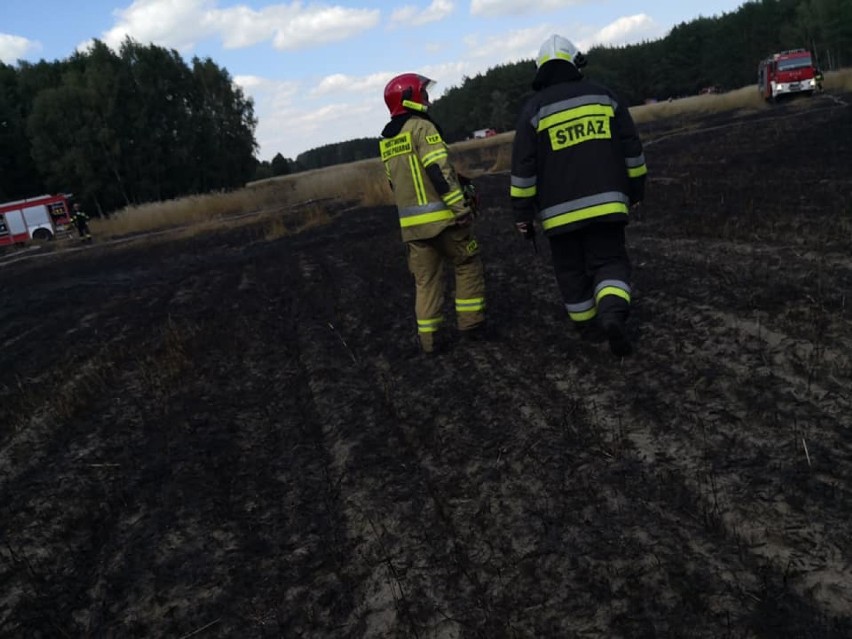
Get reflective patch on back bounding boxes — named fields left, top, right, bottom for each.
left=549, top=116, right=611, bottom=150
left=466, top=239, right=479, bottom=254
left=380, top=132, right=413, bottom=161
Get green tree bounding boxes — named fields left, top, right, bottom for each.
left=0, top=63, right=44, bottom=199
left=190, top=56, right=258, bottom=192
left=271, top=152, right=290, bottom=176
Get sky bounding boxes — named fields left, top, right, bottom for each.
left=1, top=0, right=747, bottom=162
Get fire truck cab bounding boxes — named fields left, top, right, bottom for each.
left=0, top=193, right=73, bottom=246
left=758, top=49, right=818, bottom=101
left=473, top=128, right=497, bottom=139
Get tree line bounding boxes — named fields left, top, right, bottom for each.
left=265, top=0, right=852, bottom=171
left=430, top=0, right=851, bottom=143
left=2, top=0, right=850, bottom=210
left=0, top=38, right=257, bottom=214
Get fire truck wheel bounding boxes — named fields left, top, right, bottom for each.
left=32, top=228, right=54, bottom=242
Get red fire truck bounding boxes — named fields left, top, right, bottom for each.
left=758, top=49, right=818, bottom=101
left=0, top=193, right=73, bottom=246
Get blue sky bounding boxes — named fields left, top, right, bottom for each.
left=1, top=0, right=746, bottom=161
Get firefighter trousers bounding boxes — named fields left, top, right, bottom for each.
left=549, top=222, right=631, bottom=330
left=407, top=224, right=486, bottom=351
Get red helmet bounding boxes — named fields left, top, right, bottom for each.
left=384, top=73, right=436, bottom=117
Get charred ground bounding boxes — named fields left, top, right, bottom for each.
left=1, top=92, right=851, bottom=638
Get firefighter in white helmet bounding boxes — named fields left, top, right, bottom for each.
left=511, top=35, right=647, bottom=357
left=380, top=73, right=487, bottom=355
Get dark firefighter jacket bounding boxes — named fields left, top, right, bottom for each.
left=380, top=113, right=468, bottom=242
left=510, top=62, right=647, bottom=236
left=72, top=210, right=90, bottom=225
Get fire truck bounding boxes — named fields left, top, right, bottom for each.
left=758, top=49, right=818, bottom=101
left=473, top=128, right=497, bottom=139
left=0, top=193, right=74, bottom=246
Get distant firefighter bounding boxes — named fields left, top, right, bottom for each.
left=71, top=203, right=92, bottom=241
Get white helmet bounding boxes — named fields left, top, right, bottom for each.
left=536, top=34, right=586, bottom=69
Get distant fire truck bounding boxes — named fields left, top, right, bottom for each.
left=473, top=128, right=497, bottom=139
left=0, top=193, right=73, bottom=246
left=758, top=49, right=818, bottom=100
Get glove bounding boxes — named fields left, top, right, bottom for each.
left=629, top=178, right=645, bottom=205
left=462, top=183, right=480, bottom=218
left=455, top=207, right=474, bottom=226
left=515, top=221, right=535, bottom=240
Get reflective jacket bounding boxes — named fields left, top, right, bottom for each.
left=380, top=113, right=468, bottom=242
left=511, top=64, right=647, bottom=236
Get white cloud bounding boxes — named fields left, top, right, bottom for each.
left=0, top=33, right=41, bottom=64
left=470, top=0, right=589, bottom=17
left=389, top=0, right=455, bottom=27
left=251, top=81, right=387, bottom=160
left=461, top=14, right=662, bottom=66
left=418, top=60, right=472, bottom=93
left=103, top=0, right=214, bottom=51
left=267, top=5, right=380, bottom=50
left=463, top=24, right=555, bottom=64
left=235, top=9, right=666, bottom=161
left=233, top=74, right=270, bottom=91
left=581, top=14, right=661, bottom=49
left=310, top=72, right=395, bottom=97
left=100, top=0, right=380, bottom=53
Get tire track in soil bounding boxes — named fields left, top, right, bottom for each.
left=1, top=261, right=203, bottom=635
left=293, top=247, right=491, bottom=639
left=421, top=339, right=763, bottom=636
left=618, top=291, right=852, bottom=617
left=500, top=296, right=848, bottom=632
left=463, top=176, right=851, bottom=633
left=0, top=242, right=358, bottom=636
left=294, top=215, right=757, bottom=636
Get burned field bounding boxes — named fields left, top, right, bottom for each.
left=2, top=93, right=851, bottom=638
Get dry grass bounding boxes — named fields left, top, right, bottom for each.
left=263, top=203, right=332, bottom=240
left=824, top=67, right=852, bottom=92
left=91, top=161, right=378, bottom=241
left=630, top=85, right=770, bottom=124
left=89, top=70, right=851, bottom=243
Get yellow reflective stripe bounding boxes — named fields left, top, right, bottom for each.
left=417, top=317, right=444, bottom=333
left=628, top=165, right=648, bottom=178
left=569, top=307, right=597, bottom=321
left=402, top=99, right=427, bottom=112
left=380, top=132, right=413, bottom=161
left=455, top=297, right=486, bottom=312
left=538, top=51, right=575, bottom=67
left=541, top=201, right=628, bottom=230
left=538, top=104, right=614, bottom=132
left=409, top=155, right=427, bottom=205
left=421, top=148, right=448, bottom=166
left=511, top=185, right=536, bottom=198
left=400, top=209, right=455, bottom=228
left=595, top=286, right=631, bottom=304
left=443, top=188, right=463, bottom=206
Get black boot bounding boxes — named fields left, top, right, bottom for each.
left=602, top=320, right=633, bottom=357
left=460, top=321, right=492, bottom=342
left=574, top=321, right=606, bottom=343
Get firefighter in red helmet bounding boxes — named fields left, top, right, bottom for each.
left=380, top=73, right=488, bottom=355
